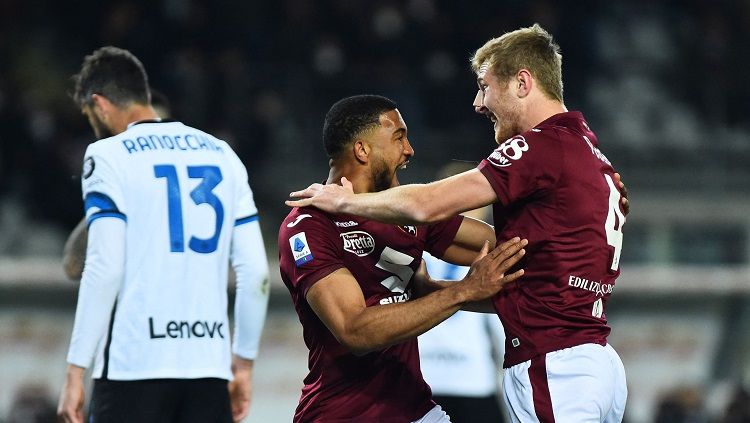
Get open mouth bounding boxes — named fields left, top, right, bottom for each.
left=488, top=114, right=498, bottom=128
left=398, top=161, right=409, bottom=170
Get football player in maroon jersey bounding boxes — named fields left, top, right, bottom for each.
left=279, top=94, right=527, bottom=422
left=289, top=25, right=630, bottom=423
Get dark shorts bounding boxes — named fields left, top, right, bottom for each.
left=90, top=378, right=232, bottom=423
left=432, top=394, right=506, bottom=423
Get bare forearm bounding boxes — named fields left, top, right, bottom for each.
left=340, top=184, right=447, bottom=225
left=343, top=284, right=471, bottom=354
left=62, top=219, right=87, bottom=281
left=414, top=278, right=495, bottom=313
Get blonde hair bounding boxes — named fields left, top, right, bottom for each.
left=470, top=24, right=563, bottom=102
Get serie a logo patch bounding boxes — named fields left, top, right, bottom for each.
left=289, top=232, right=313, bottom=266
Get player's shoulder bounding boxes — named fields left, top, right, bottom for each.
left=529, top=111, right=591, bottom=143
left=280, top=207, right=334, bottom=233
left=85, top=134, right=121, bottom=157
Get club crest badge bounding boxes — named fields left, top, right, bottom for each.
left=82, top=157, right=96, bottom=179
left=399, top=225, right=417, bottom=236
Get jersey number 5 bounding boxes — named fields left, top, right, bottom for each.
left=376, top=247, right=415, bottom=293
left=154, top=164, right=224, bottom=254
left=603, top=174, right=625, bottom=272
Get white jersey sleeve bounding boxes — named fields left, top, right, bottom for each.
left=81, top=147, right=127, bottom=225
left=228, top=152, right=269, bottom=360
left=67, top=144, right=128, bottom=368
left=67, top=217, right=126, bottom=368
left=231, top=221, right=269, bottom=359
left=229, top=148, right=258, bottom=222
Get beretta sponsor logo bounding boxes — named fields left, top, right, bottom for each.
left=341, top=231, right=376, bottom=256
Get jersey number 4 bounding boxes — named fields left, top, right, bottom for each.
left=603, top=174, right=625, bottom=272
left=154, top=164, right=224, bottom=254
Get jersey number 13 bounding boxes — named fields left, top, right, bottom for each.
left=154, top=164, right=224, bottom=254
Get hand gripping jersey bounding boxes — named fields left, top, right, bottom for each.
left=67, top=120, right=267, bottom=380
left=278, top=206, right=462, bottom=422
left=417, top=253, right=504, bottom=397
left=477, top=112, right=626, bottom=367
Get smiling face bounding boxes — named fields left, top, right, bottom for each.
left=473, top=63, right=523, bottom=144
left=367, top=109, right=414, bottom=191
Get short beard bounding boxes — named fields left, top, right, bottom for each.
left=90, top=114, right=113, bottom=140
left=494, top=108, right=522, bottom=143
left=371, top=157, right=392, bottom=192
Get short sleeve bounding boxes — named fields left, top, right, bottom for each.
left=424, top=215, right=464, bottom=257
left=81, top=145, right=126, bottom=226
left=227, top=146, right=259, bottom=225
left=279, top=209, right=345, bottom=297
left=477, top=132, right=562, bottom=206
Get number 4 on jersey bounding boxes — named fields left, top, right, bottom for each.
left=603, top=174, right=625, bottom=272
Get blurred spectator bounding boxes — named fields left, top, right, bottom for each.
left=7, top=384, right=56, bottom=423
left=654, top=386, right=710, bottom=423
left=720, top=384, right=750, bottom=423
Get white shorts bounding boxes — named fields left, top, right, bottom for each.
left=503, top=343, right=627, bottom=423
left=412, top=404, right=451, bottom=423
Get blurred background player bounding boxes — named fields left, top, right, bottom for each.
left=57, top=46, right=269, bottom=423
left=418, top=161, right=507, bottom=423
left=278, top=94, right=527, bottom=422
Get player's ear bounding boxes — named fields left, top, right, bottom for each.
left=353, top=139, right=369, bottom=164
left=516, top=69, right=532, bottom=98
left=91, top=94, right=115, bottom=117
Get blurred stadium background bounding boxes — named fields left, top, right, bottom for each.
left=1, top=0, right=749, bottom=422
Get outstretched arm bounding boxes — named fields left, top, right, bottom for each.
left=287, top=169, right=498, bottom=226
left=62, top=218, right=87, bottom=281
left=306, top=238, right=526, bottom=355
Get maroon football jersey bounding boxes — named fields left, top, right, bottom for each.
left=278, top=206, right=463, bottom=422
left=477, top=111, right=626, bottom=368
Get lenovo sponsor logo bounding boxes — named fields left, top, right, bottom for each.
left=149, top=317, right=225, bottom=339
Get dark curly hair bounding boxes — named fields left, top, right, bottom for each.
left=322, top=95, right=397, bottom=159
left=72, top=46, right=150, bottom=109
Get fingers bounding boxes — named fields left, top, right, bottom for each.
left=471, top=240, right=491, bottom=265
left=285, top=198, right=313, bottom=207
left=492, top=245, right=526, bottom=276
left=289, top=183, right=322, bottom=199
left=490, top=237, right=526, bottom=261
left=502, top=268, right=525, bottom=284
left=494, top=236, right=521, bottom=253
left=341, top=176, right=353, bottom=191
left=232, top=406, right=249, bottom=423
left=613, top=172, right=630, bottom=216
left=58, top=407, right=83, bottom=423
